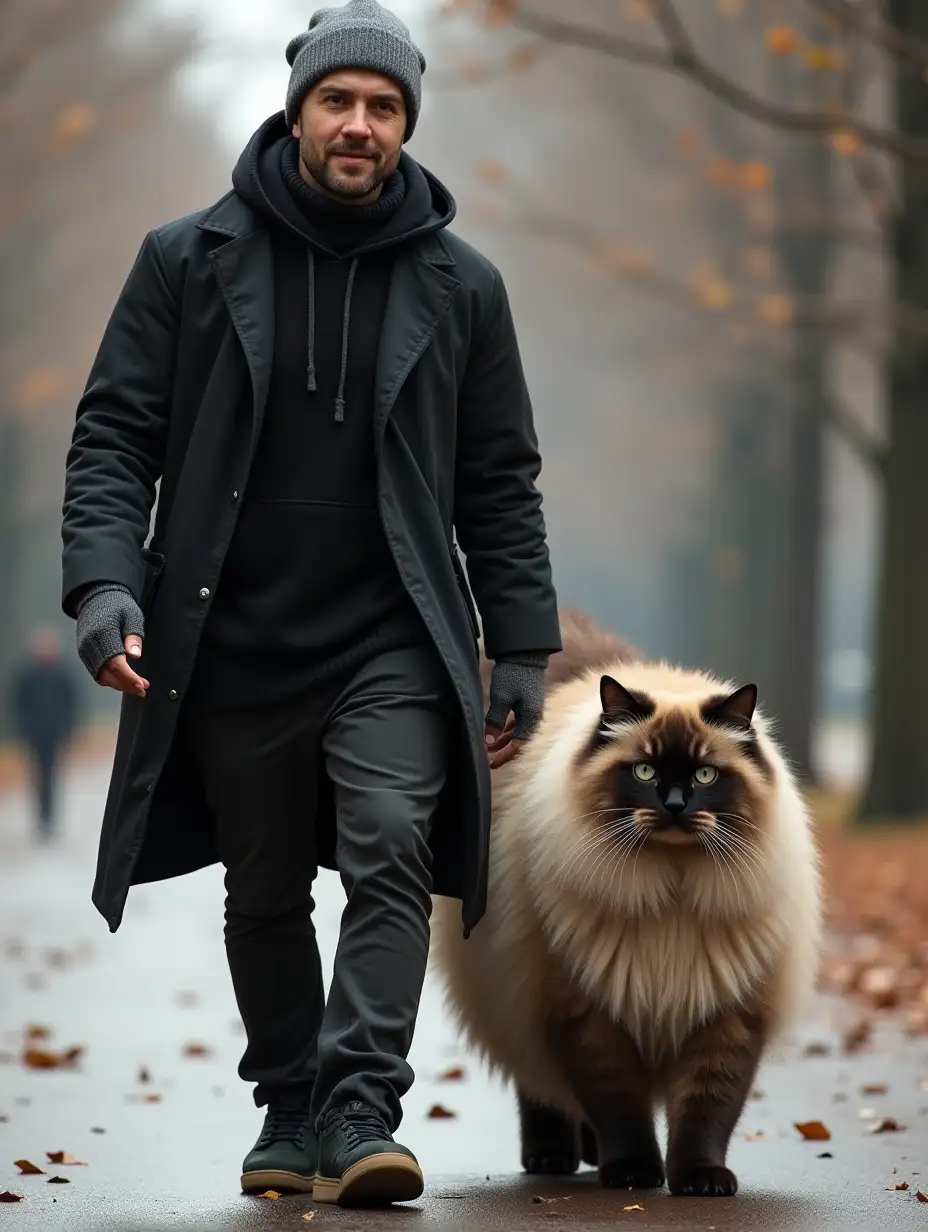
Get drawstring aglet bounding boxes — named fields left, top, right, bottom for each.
left=334, top=399, right=345, bottom=423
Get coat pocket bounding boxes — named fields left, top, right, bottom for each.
left=450, top=543, right=480, bottom=649
left=140, top=547, right=166, bottom=613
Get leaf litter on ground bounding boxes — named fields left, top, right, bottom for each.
left=46, top=1151, right=87, bottom=1165
left=14, top=1160, right=45, bottom=1175
left=795, top=1120, right=831, bottom=1141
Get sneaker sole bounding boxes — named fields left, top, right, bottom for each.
left=241, top=1168, right=316, bottom=1194
left=313, top=1154, right=424, bottom=1206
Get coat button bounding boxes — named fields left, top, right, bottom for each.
left=168, top=689, right=178, bottom=701
left=198, top=587, right=210, bottom=600
left=231, top=489, right=239, bottom=502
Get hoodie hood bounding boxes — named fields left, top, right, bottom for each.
left=231, top=111, right=455, bottom=257
left=230, top=112, right=456, bottom=420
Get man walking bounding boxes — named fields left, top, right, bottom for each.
left=61, top=0, right=560, bottom=1208
left=10, top=625, right=81, bottom=841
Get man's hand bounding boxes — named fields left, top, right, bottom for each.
left=484, top=654, right=548, bottom=770
left=76, top=585, right=149, bottom=697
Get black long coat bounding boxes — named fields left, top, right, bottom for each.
left=61, top=185, right=561, bottom=936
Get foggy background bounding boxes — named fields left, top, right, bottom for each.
left=3, top=0, right=923, bottom=815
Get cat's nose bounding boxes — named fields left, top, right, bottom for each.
left=664, top=786, right=687, bottom=814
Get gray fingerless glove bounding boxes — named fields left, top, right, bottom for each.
left=485, top=653, right=549, bottom=741
left=75, top=583, right=144, bottom=680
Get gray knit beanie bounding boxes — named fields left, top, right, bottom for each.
left=285, top=0, right=426, bottom=140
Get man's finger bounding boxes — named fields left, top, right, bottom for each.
left=98, top=654, right=149, bottom=695
left=124, top=635, right=144, bottom=659
left=489, top=737, right=527, bottom=770
left=485, top=713, right=516, bottom=748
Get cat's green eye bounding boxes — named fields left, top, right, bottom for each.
left=633, top=763, right=657, bottom=782
left=694, top=766, right=718, bottom=785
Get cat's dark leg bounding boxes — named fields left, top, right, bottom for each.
left=580, top=1121, right=599, bottom=1168
left=664, top=1008, right=767, bottom=1197
left=517, top=1088, right=581, bottom=1175
left=549, top=1016, right=663, bottom=1190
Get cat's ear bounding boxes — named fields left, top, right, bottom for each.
left=600, top=676, right=653, bottom=722
left=703, top=683, right=758, bottom=731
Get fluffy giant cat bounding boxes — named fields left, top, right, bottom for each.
left=433, top=608, right=821, bottom=1197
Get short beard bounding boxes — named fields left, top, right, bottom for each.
left=299, top=134, right=393, bottom=202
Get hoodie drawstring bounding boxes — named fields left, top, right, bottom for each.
left=334, top=258, right=358, bottom=424
left=306, top=249, right=359, bottom=423
left=306, top=249, right=317, bottom=393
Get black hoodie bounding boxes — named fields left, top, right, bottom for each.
left=194, top=113, right=457, bottom=706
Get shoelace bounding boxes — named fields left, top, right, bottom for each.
left=326, top=1103, right=392, bottom=1147
left=259, top=1105, right=310, bottom=1148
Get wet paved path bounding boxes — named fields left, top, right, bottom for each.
left=1, top=759, right=926, bottom=1230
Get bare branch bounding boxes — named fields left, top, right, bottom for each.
left=820, top=394, right=887, bottom=474
left=807, top=0, right=928, bottom=70
left=478, top=192, right=885, bottom=472
left=486, top=3, right=928, bottom=164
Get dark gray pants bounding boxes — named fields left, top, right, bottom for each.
left=184, top=644, right=452, bottom=1132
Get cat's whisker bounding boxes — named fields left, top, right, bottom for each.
left=700, top=830, right=750, bottom=911
left=558, top=816, right=640, bottom=880
left=704, top=829, right=764, bottom=901
left=577, top=820, right=646, bottom=898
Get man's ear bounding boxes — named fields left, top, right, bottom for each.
left=291, top=119, right=301, bottom=139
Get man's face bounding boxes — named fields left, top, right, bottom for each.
left=292, top=69, right=406, bottom=204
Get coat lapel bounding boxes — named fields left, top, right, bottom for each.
left=200, top=200, right=275, bottom=458
left=375, top=234, right=461, bottom=444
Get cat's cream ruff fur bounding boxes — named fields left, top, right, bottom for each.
left=431, top=658, right=822, bottom=1124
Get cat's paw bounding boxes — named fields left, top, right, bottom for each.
left=599, top=1156, right=665, bottom=1190
left=668, top=1164, right=738, bottom=1197
left=523, top=1152, right=580, bottom=1176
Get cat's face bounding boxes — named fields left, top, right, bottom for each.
left=576, top=675, right=774, bottom=860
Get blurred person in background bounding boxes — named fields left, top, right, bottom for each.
left=60, top=0, right=560, bottom=1209
left=10, top=624, right=81, bottom=841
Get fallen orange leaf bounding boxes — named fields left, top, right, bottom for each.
left=46, top=1152, right=87, bottom=1165
left=869, top=1117, right=905, bottom=1134
left=861, top=1084, right=888, bottom=1095
left=427, top=1103, right=457, bottom=1119
left=917, top=1190, right=928, bottom=1202
left=795, top=1120, right=831, bottom=1141
left=439, top=1066, right=466, bottom=1081
left=14, top=1160, right=45, bottom=1175
left=0, top=1192, right=22, bottom=1202
left=896, top=1181, right=910, bottom=1191
left=302, top=1215, right=315, bottom=1223
left=803, top=1042, right=831, bottom=1057
left=183, top=1043, right=211, bottom=1058
left=256, top=1189, right=280, bottom=1199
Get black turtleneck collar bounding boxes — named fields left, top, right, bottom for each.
left=280, top=140, right=406, bottom=255
left=231, top=112, right=456, bottom=259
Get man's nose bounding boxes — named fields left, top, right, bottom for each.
left=343, top=106, right=372, bottom=135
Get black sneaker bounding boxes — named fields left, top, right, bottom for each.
left=240, top=1103, right=317, bottom=1194
left=313, top=1100, right=423, bottom=1207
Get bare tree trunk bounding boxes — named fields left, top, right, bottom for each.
left=0, top=413, right=23, bottom=739
left=860, top=0, right=928, bottom=820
